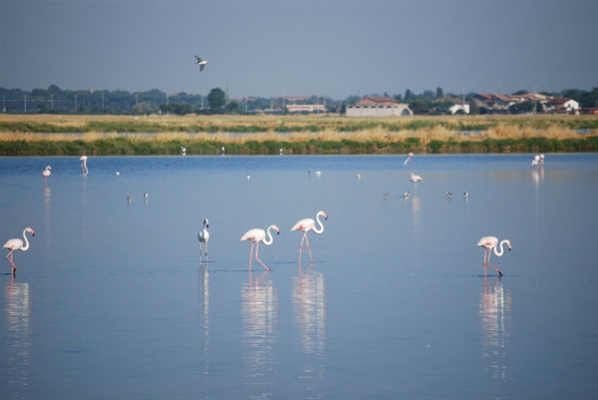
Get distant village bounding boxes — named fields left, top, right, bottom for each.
left=0, top=86, right=596, bottom=116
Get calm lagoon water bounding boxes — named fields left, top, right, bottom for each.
left=0, top=154, right=597, bottom=399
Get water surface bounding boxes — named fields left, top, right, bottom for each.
left=1, top=154, right=596, bottom=399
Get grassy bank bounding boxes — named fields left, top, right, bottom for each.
left=1, top=114, right=597, bottom=155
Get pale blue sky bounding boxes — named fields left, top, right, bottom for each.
left=1, top=0, right=596, bottom=99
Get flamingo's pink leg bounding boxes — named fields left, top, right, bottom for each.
left=5, top=250, right=16, bottom=275
left=487, top=263, right=503, bottom=277
left=304, top=234, right=314, bottom=263
left=298, top=232, right=307, bottom=262
left=248, top=242, right=255, bottom=270
left=255, top=242, right=270, bottom=271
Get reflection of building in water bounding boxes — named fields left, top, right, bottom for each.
left=198, top=263, right=210, bottom=378
left=3, top=279, right=32, bottom=398
left=293, top=267, right=326, bottom=397
left=479, top=278, right=512, bottom=381
left=242, top=271, right=278, bottom=399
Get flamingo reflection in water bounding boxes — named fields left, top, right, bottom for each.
left=197, top=261, right=210, bottom=385
left=242, top=268, right=278, bottom=398
left=480, top=276, right=512, bottom=381
left=293, top=262, right=326, bottom=396
left=3, top=278, right=33, bottom=398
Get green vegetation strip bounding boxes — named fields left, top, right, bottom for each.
left=1, top=136, right=596, bottom=156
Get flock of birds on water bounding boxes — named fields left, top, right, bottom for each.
left=3, top=152, right=547, bottom=277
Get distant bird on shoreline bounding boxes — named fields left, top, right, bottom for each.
left=194, top=56, right=208, bottom=71
left=3, top=227, right=35, bottom=276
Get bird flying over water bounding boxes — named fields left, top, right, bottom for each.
left=194, top=56, right=208, bottom=71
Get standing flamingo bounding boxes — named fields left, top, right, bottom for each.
left=409, top=171, right=423, bottom=192
left=477, top=236, right=512, bottom=276
left=241, top=224, right=280, bottom=271
left=198, top=218, right=210, bottom=260
left=403, top=152, right=414, bottom=167
left=3, top=227, right=35, bottom=276
left=42, top=165, right=52, bottom=179
left=80, top=155, right=88, bottom=174
left=291, top=211, right=328, bottom=263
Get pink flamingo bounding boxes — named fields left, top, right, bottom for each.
left=477, top=236, right=512, bottom=276
left=80, top=155, right=88, bottom=174
left=3, top=227, right=35, bottom=276
left=42, top=165, right=52, bottom=179
left=241, top=224, right=280, bottom=271
left=291, top=211, right=328, bottom=263
left=403, top=152, right=414, bottom=167
left=409, top=171, right=423, bottom=192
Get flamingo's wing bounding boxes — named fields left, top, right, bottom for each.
left=291, top=218, right=314, bottom=232
left=477, top=236, right=498, bottom=248
left=3, top=238, right=23, bottom=250
left=241, top=228, right=263, bottom=242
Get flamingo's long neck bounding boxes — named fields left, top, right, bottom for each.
left=314, top=213, right=325, bottom=234
left=493, top=240, right=508, bottom=257
left=21, top=230, right=30, bottom=251
left=263, top=227, right=274, bottom=245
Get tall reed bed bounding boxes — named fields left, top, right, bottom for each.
left=1, top=114, right=596, bottom=155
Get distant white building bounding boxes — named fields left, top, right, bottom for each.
left=546, top=97, right=580, bottom=114
left=346, top=96, right=413, bottom=117
left=286, top=104, right=327, bottom=114
left=449, top=104, right=470, bottom=115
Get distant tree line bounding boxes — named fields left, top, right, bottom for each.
left=1, top=85, right=596, bottom=116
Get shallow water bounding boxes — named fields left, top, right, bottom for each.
left=1, top=154, right=597, bottom=399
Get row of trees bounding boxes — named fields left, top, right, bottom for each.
left=1, top=85, right=596, bottom=115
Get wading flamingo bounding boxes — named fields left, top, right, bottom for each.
left=241, top=224, right=280, bottom=271
left=80, top=155, right=88, bottom=174
left=198, top=218, right=210, bottom=260
left=477, top=236, right=512, bottom=276
left=3, top=227, right=35, bottom=276
left=42, top=165, right=52, bottom=179
left=291, top=211, right=328, bottom=263
left=409, top=171, right=423, bottom=192
left=404, top=152, right=414, bottom=167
